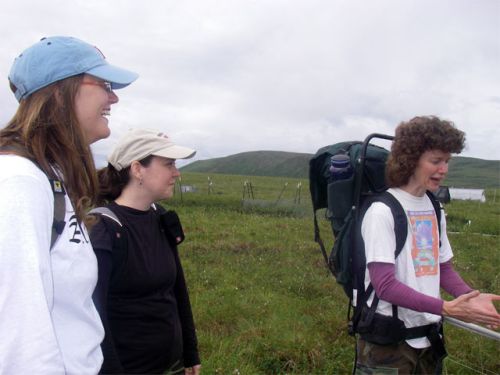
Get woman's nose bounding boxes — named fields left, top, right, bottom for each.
left=108, top=91, right=119, bottom=104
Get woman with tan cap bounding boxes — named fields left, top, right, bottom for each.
left=0, top=36, right=137, bottom=374
left=89, top=129, right=201, bottom=375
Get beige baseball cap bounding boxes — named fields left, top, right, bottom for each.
left=108, top=129, right=196, bottom=171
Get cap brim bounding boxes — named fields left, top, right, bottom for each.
left=153, top=145, right=196, bottom=160
left=87, top=64, right=139, bottom=89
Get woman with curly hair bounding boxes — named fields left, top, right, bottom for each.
left=355, top=116, right=500, bottom=374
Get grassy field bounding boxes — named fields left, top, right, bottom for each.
left=164, top=172, right=499, bottom=374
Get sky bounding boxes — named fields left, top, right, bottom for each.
left=1, top=0, right=499, bottom=167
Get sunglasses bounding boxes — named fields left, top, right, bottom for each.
left=81, top=80, right=113, bottom=93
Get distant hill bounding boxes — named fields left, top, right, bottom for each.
left=445, top=157, right=499, bottom=188
left=181, top=151, right=500, bottom=189
left=181, top=151, right=311, bottom=178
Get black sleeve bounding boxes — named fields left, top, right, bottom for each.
left=90, top=219, right=125, bottom=374
left=158, top=207, right=200, bottom=366
left=172, top=247, right=200, bottom=367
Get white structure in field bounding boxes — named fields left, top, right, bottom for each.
left=449, top=188, right=486, bottom=202
left=180, top=185, right=196, bottom=193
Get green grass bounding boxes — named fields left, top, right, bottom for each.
left=164, top=173, right=499, bottom=374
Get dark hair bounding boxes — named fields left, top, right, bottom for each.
left=386, top=116, right=465, bottom=187
left=96, top=155, right=154, bottom=205
left=1, top=74, right=98, bottom=223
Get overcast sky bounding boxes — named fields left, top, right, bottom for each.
left=1, top=0, right=499, bottom=167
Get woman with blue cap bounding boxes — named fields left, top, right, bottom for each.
left=0, top=36, right=138, bottom=374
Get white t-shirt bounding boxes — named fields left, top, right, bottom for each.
left=361, top=187, right=453, bottom=348
left=0, top=155, right=104, bottom=374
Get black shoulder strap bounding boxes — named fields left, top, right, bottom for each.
left=154, top=203, right=186, bottom=247
left=426, top=190, right=442, bottom=244
left=89, top=207, right=122, bottom=227
left=0, top=144, right=66, bottom=251
left=49, top=179, right=66, bottom=250
left=375, top=191, right=408, bottom=258
left=89, top=206, right=127, bottom=284
left=313, top=211, right=330, bottom=268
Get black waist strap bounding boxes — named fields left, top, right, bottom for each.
left=405, top=321, right=442, bottom=340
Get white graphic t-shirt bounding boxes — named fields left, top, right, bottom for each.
left=361, top=187, right=453, bottom=348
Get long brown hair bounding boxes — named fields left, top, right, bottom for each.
left=0, top=75, right=98, bottom=223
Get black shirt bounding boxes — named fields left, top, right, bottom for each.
left=90, top=202, right=199, bottom=374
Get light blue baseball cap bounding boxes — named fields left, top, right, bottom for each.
left=9, top=36, right=139, bottom=101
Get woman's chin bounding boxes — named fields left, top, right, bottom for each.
left=427, top=180, right=442, bottom=192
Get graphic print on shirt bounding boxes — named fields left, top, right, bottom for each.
left=409, top=209, right=439, bottom=276
left=69, top=213, right=89, bottom=244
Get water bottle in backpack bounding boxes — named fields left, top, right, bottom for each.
left=327, top=153, right=355, bottom=233
left=329, top=154, right=353, bottom=183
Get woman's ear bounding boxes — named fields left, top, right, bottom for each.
left=129, top=161, right=143, bottom=180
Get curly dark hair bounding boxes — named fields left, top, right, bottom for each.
left=386, top=116, right=465, bottom=187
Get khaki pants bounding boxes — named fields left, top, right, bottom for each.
left=355, top=338, right=444, bottom=375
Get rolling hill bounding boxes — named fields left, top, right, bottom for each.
left=181, top=151, right=311, bottom=178
left=180, top=150, right=500, bottom=188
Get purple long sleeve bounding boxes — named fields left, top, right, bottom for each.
left=439, top=260, right=473, bottom=297
left=368, top=262, right=444, bottom=315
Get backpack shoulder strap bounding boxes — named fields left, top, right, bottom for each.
left=89, top=206, right=123, bottom=227
left=50, top=180, right=66, bottom=249
left=89, top=206, right=128, bottom=284
left=1, top=144, right=66, bottom=251
left=151, top=202, right=167, bottom=215
left=313, top=211, right=330, bottom=268
left=425, top=190, right=442, bottom=243
left=372, top=191, right=408, bottom=258
left=153, top=203, right=186, bottom=246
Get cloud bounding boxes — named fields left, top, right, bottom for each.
left=1, top=0, right=499, bottom=166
